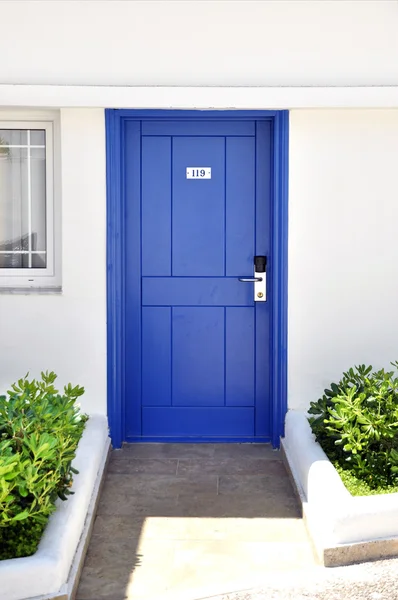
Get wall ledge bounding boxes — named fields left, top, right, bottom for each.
left=282, top=410, right=398, bottom=567
left=3, top=84, right=398, bottom=109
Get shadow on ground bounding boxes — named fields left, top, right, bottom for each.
left=76, top=444, right=315, bottom=600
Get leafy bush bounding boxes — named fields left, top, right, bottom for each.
left=308, top=363, right=398, bottom=490
left=0, top=372, right=87, bottom=560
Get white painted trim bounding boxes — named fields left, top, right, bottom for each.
left=0, top=118, right=60, bottom=287
left=0, top=110, right=59, bottom=121
left=27, top=130, right=32, bottom=268
left=282, top=411, right=398, bottom=565
left=0, top=146, right=45, bottom=149
left=0, top=415, right=110, bottom=600
left=3, top=85, right=398, bottom=109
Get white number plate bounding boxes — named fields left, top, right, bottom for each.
left=186, top=167, right=211, bottom=179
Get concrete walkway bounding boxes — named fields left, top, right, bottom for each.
left=76, top=444, right=317, bottom=600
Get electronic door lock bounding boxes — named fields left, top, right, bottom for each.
left=254, top=256, right=266, bottom=273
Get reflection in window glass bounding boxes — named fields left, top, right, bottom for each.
left=0, top=130, right=47, bottom=269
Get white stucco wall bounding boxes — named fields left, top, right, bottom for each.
left=1, top=1, right=398, bottom=420
left=0, top=1, right=398, bottom=87
left=288, top=109, right=398, bottom=411
left=2, top=107, right=398, bottom=417
left=0, top=109, right=107, bottom=415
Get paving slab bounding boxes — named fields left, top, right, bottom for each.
left=176, top=458, right=286, bottom=476
left=76, top=444, right=316, bottom=600
left=108, top=457, right=179, bottom=475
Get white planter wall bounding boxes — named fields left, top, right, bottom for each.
left=0, top=415, right=110, bottom=600
left=283, top=411, right=398, bottom=565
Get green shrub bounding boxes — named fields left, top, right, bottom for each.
left=0, top=372, right=87, bottom=560
left=308, top=363, right=398, bottom=490
left=333, top=462, right=398, bottom=496
left=0, top=519, right=45, bottom=559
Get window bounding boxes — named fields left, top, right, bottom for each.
left=0, top=121, right=59, bottom=288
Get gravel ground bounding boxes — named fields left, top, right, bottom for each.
left=207, top=558, right=398, bottom=600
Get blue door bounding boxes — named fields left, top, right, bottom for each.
left=125, top=119, right=272, bottom=441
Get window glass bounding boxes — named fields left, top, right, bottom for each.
left=0, top=130, right=47, bottom=269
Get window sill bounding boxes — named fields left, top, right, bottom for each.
left=0, top=287, right=62, bottom=295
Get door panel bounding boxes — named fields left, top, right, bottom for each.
left=142, top=277, right=252, bottom=306
left=142, top=307, right=171, bottom=406
left=141, top=120, right=255, bottom=136
left=142, top=137, right=171, bottom=276
left=255, top=301, right=270, bottom=437
left=172, top=307, right=224, bottom=407
left=142, top=407, right=255, bottom=437
left=125, top=118, right=272, bottom=441
left=172, top=137, right=225, bottom=276
left=226, top=307, right=255, bottom=407
left=226, top=137, right=255, bottom=276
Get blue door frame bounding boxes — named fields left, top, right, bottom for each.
left=105, top=109, right=289, bottom=449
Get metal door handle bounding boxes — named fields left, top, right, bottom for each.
left=239, top=257, right=267, bottom=302
left=238, top=277, right=263, bottom=282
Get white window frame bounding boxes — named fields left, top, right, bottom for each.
left=0, top=114, right=60, bottom=289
